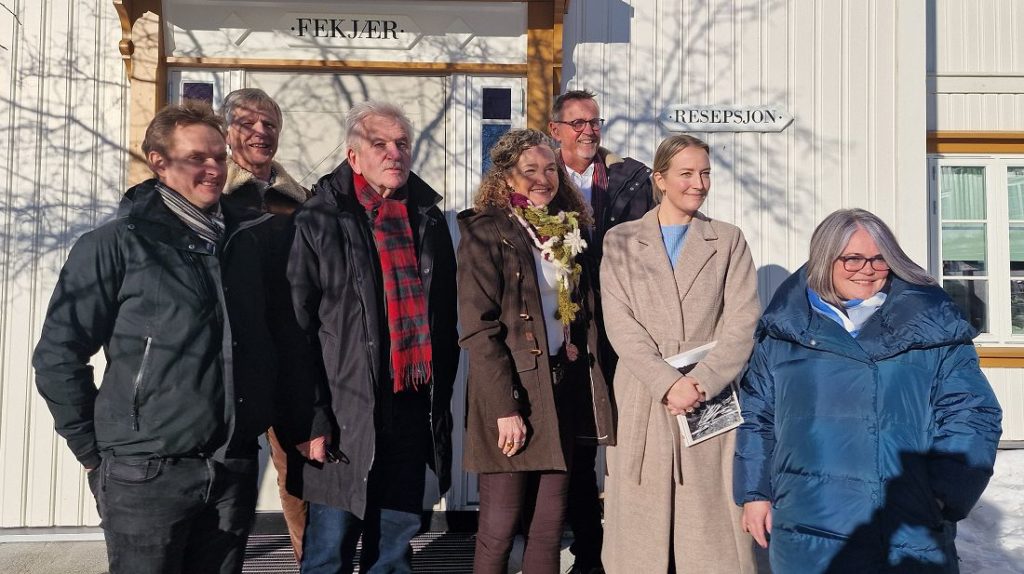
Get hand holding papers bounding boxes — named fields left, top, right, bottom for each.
left=664, top=341, right=744, bottom=447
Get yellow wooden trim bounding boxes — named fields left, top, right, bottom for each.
left=976, top=347, right=1024, bottom=368
left=124, top=0, right=165, bottom=187
left=527, top=1, right=555, bottom=130
left=165, top=57, right=527, bottom=76
left=928, top=131, right=1024, bottom=154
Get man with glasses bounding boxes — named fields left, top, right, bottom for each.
left=548, top=90, right=654, bottom=574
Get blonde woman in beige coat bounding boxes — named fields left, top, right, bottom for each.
left=600, top=134, right=761, bottom=574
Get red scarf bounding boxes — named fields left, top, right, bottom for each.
left=354, top=173, right=432, bottom=393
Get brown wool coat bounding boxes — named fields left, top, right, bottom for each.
left=457, top=207, right=614, bottom=474
left=600, top=208, right=762, bottom=574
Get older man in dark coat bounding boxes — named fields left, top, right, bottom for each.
left=286, top=100, right=459, bottom=574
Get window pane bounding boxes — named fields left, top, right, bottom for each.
left=942, top=223, right=987, bottom=276
left=943, top=279, right=988, bottom=333
left=1010, top=167, right=1024, bottom=220
left=1011, top=224, right=1024, bottom=278
left=940, top=166, right=986, bottom=220
left=1013, top=280, right=1024, bottom=335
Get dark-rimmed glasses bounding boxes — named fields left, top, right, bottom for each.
left=837, top=255, right=889, bottom=272
left=552, top=118, right=605, bottom=132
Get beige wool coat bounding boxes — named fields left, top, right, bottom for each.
left=600, top=208, right=762, bottom=574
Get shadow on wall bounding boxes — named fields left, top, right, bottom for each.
left=560, top=0, right=841, bottom=233
left=0, top=10, right=491, bottom=295
left=0, top=1, right=130, bottom=291
left=756, top=264, right=792, bottom=309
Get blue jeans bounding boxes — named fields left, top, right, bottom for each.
left=301, top=502, right=422, bottom=574
left=91, top=455, right=258, bottom=574
left=301, top=422, right=427, bottom=574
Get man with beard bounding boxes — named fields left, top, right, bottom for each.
left=548, top=89, right=655, bottom=574
left=33, top=103, right=285, bottom=573
left=287, top=101, right=459, bottom=573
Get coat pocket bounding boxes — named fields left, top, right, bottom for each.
left=106, top=458, right=165, bottom=485
left=511, top=349, right=538, bottom=373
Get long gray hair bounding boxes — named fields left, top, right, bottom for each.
left=807, top=208, right=935, bottom=306
left=345, top=100, right=414, bottom=151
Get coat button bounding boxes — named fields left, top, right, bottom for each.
left=529, top=349, right=542, bottom=356
left=423, top=268, right=431, bottom=275
left=188, top=243, right=195, bottom=250
left=237, top=396, right=244, bottom=404
left=519, top=313, right=531, bottom=320
left=127, top=223, right=135, bottom=230
left=809, top=339, right=817, bottom=346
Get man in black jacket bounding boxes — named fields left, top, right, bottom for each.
left=32, top=103, right=286, bottom=573
left=549, top=89, right=655, bottom=574
left=287, top=101, right=459, bottom=574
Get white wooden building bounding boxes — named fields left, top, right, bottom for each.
left=0, top=0, right=1020, bottom=528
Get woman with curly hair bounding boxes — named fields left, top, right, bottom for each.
left=458, top=128, right=614, bottom=574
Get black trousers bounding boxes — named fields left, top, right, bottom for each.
left=566, top=442, right=603, bottom=568
left=90, top=455, right=259, bottom=574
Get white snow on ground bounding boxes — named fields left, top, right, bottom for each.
left=958, top=449, right=1024, bottom=573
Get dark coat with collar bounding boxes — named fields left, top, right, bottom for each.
left=284, top=162, right=459, bottom=517
left=33, top=179, right=284, bottom=469
left=734, top=268, right=1002, bottom=573
left=457, top=206, right=614, bottom=474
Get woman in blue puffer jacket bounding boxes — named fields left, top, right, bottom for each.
left=734, top=209, right=1002, bottom=573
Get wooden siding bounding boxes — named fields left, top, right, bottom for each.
left=563, top=0, right=927, bottom=302
left=0, top=0, right=128, bottom=527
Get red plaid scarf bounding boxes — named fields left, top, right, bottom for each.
left=354, top=173, right=432, bottom=393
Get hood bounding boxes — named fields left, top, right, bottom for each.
left=760, top=265, right=977, bottom=360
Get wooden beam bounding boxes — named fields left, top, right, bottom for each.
left=977, top=346, right=1024, bottom=368
left=113, top=0, right=165, bottom=185
left=166, top=57, right=527, bottom=76
left=527, top=2, right=555, bottom=130
left=928, top=131, right=1024, bottom=154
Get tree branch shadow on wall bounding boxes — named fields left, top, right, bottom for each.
left=561, top=0, right=844, bottom=301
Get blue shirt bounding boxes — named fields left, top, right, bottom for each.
left=661, top=224, right=690, bottom=269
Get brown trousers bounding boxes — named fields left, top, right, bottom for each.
left=267, top=427, right=308, bottom=561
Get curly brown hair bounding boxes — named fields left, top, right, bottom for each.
left=474, top=128, right=593, bottom=226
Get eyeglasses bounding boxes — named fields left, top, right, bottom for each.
left=837, top=255, right=890, bottom=272
left=552, top=118, right=605, bottom=132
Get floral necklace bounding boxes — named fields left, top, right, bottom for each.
left=509, top=192, right=587, bottom=358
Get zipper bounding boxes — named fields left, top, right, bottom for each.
left=131, top=336, right=153, bottom=431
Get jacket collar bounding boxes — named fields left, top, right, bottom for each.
left=224, top=156, right=309, bottom=203
left=119, top=179, right=268, bottom=253
left=598, top=147, right=624, bottom=169
left=312, top=161, right=442, bottom=216
left=628, top=208, right=718, bottom=337
left=759, top=266, right=977, bottom=360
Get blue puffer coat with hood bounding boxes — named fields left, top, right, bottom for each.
left=734, top=267, right=1002, bottom=573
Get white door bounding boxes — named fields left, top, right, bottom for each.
left=170, top=69, right=528, bottom=511
left=247, top=72, right=448, bottom=194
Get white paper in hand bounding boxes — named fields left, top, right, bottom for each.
left=665, top=341, right=744, bottom=447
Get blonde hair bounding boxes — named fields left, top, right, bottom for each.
left=650, top=134, right=711, bottom=201
left=474, top=128, right=592, bottom=226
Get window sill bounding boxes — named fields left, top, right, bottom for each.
left=976, top=346, right=1024, bottom=367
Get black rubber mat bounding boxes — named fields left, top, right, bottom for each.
left=242, top=532, right=476, bottom=573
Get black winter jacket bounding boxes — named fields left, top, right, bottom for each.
left=591, top=148, right=654, bottom=262
left=285, top=162, right=459, bottom=518
left=33, top=179, right=286, bottom=469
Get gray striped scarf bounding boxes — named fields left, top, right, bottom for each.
left=154, top=181, right=225, bottom=246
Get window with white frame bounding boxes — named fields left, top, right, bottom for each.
left=930, top=156, right=1024, bottom=343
